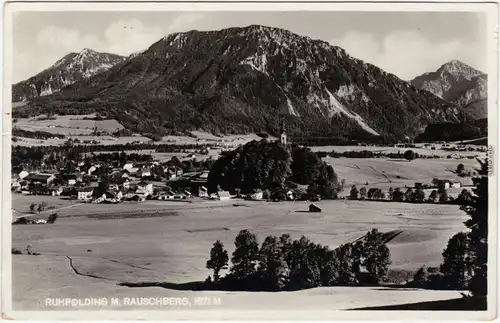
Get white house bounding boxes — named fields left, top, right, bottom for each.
left=88, top=166, right=98, bottom=175
left=137, top=167, right=152, bottom=178
left=68, top=179, right=76, bottom=186
left=286, top=190, right=295, bottom=201
left=250, top=190, right=263, bottom=200
left=77, top=187, right=94, bottom=201
left=218, top=191, right=231, bottom=201
left=451, top=182, right=462, bottom=189
left=18, top=170, right=29, bottom=180
left=136, top=181, right=154, bottom=195
left=199, top=186, right=209, bottom=198
left=123, top=163, right=134, bottom=171
left=50, top=186, right=64, bottom=196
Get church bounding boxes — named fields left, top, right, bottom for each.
left=280, top=121, right=287, bottom=145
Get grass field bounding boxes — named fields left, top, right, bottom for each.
left=12, top=199, right=468, bottom=310
left=327, top=157, right=478, bottom=191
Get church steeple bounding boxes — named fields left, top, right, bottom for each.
left=280, top=120, right=287, bottom=145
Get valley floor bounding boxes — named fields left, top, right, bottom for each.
left=11, top=199, right=468, bottom=312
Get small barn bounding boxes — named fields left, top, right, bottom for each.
left=309, top=203, right=322, bottom=213
left=218, top=191, right=231, bottom=201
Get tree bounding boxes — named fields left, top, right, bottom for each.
left=357, top=229, right=392, bottom=284
left=230, top=230, right=260, bottom=282
left=456, top=163, right=465, bottom=174
left=428, top=190, right=438, bottom=203
left=412, top=266, right=429, bottom=287
left=440, top=232, right=473, bottom=289
left=334, top=243, right=359, bottom=285
left=206, top=240, right=229, bottom=283
left=388, top=187, right=394, bottom=200
left=413, top=188, right=426, bottom=203
left=457, top=189, right=473, bottom=204
left=258, top=235, right=289, bottom=290
left=29, top=203, right=36, bottom=213
left=287, top=236, right=321, bottom=289
left=404, top=188, right=413, bottom=202
left=367, top=188, right=378, bottom=200
left=359, top=187, right=367, bottom=200
left=438, top=186, right=449, bottom=203
left=392, top=188, right=404, bottom=202
left=404, top=150, right=416, bottom=161
left=37, top=204, right=43, bottom=213
left=349, top=185, right=359, bottom=200
left=462, top=159, right=488, bottom=296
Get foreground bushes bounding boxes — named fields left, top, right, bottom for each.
left=206, top=229, right=391, bottom=291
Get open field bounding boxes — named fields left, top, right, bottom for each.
left=12, top=199, right=467, bottom=310
left=327, top=157, right=478, bottom=191
left=310, top=145, right=487, bottom=158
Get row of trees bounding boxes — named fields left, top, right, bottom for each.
left=317, top=149, right=418, bottom=161
left=349, top=185, right=473, bottom=205
left=205, top=229, right=391, bottom=291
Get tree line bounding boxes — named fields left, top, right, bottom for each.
left=205, top=228, right=391, bottom=291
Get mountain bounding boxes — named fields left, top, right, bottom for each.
left=17, top=25, right=466, bottom=140
left=411, top=60, right=487, bottom=119
left=12, top=49, right=125, bottom=102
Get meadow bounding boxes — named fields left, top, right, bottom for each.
left=12, top=199, right=467, bottom=310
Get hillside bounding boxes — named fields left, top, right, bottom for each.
left=16, top=25, right=465, bottom=140
left=12, top=49, right=125, bottom=102
left=411, top=60, right=487, bottom=119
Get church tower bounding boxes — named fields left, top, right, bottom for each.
left=280, top=121, right=287, bottom=145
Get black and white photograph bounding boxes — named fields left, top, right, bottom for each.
left=1, top=1, right=498, bottom=320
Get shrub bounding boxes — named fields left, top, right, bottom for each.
left=404, top=150, right=416, bottom=161
left=11, top=248, right=22, bottom=255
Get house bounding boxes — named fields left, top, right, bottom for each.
left=136, top=181, right=154, bottom=195
left=18, top=170, right=29, bottom=180
left=158, top=191, right=175, bottom=200
left=49, top=186, right=64, bottom=196
left=309, top=203, right=322, bottom=213
left=88, top=165, right=98, bottom=175
left=218, top=191, right=231, bottom=201
left=123, top=163, right=134, bottom=171
left=137, top=167, right=151, bottom=178
left=127, top=167, right=139, bottom=177
left=104, top=190, right=123, bottom=202
left=199, top=186, right=209, bottom=198
left=183, top=190, right=192, bottom=197
left=451, top=182, right=462, bottom=189
left=24, top=173, right=56, bottom=187
left=250, top=189, right=263, bottom=200
left=286, top=190, right=295, bottom=201
left=68, top=179, right=77, bottom=186
left=77, top=187, right=94, bottom=201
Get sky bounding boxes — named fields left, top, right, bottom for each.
left=11, top=11, right=488, bottom=83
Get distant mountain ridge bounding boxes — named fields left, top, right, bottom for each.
left=12, top=49, right=125, bottom=102
left=16, top=25, right=466, bottom=140
left=411, top=60, right=487, bottom=119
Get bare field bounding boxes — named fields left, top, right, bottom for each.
left=12, top=200, right=467, bottom=310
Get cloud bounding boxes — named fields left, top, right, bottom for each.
left=103, top=19, right=163, bottom=55
left=165, top=13, right=205, bottom=34
left=330, top=30, right=482, bottom=80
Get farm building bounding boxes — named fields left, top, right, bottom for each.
left=18, top=170, right=29, bottom=180
left=199, top=186, right=209, bottom=198
left=137, top=167, right=152, bottom=178
left=218, top=191, right=231, bottom=201
left=136, top=181, right=154, bottom=195
left=451, top=182, right=462, bottom=189
left=77, top=187, right=94, bottom=201
left=309, top=204, right=322, bottom=213
left=249, top=189, right=263, bottom=200
left=24, top=173, right=56, bottom=187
